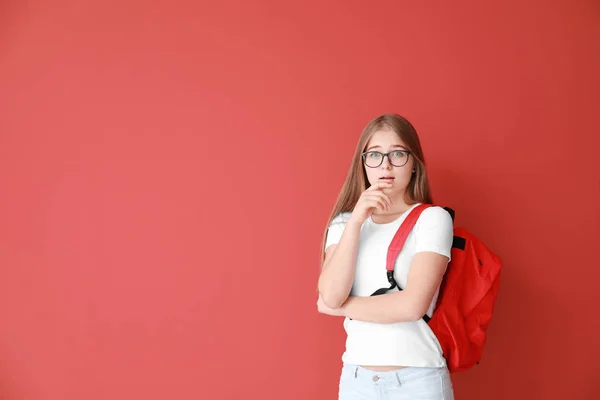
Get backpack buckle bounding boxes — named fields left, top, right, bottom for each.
left=386, top=270, right=395, bottom=284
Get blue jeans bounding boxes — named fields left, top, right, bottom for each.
left=338, top=364, right=454, bottom=400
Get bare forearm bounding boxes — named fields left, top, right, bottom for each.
left=318, top=220, right=362, bottom=308
left=340, top=292, right=422, bottom=324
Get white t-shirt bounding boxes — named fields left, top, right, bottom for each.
left=324, top=203, right=454, bottom=367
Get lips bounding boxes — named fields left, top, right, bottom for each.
left=380, top=177, right=394, bottom=180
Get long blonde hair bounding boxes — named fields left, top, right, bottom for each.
left=319, top=113, right=433, bottom=265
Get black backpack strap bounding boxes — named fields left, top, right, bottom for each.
left=370, top=271, right=397, bottom=296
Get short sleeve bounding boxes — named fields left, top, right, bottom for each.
left=414, top=206, right=453, bottom=261
left=325, top=212, right=352, bottom=249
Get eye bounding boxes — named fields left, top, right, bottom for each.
left=392, top=151, right=406, bottom=157
left=368, top=152, right=381, bottom=158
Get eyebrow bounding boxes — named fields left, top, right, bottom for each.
left=366, top=144, right=407, bottom=151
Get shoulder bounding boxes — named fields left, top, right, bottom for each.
left=325, top=212, right=353, bottom=249
left=329, top=212, right=353, bottom=228
left=415, top=206, right=453, bottom=232
left=413, top=206, right=454, bottom=258
left=419, top=206, right=452, bottom=223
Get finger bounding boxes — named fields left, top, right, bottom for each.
left=364, top=193, right=392, bottom=208
left=366, top=191, right=393, bottom=204
left=365, top=198, right=388, bottom=212
left=368, top=182, right=393, bottom=191
left=375, top=192, right=393, bottom=207
left=367, top=198, right=388, bottom=212
left=367, top=194, right=389, bottom=209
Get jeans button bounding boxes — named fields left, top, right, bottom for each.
left=372, top=375, right=379, bottom=382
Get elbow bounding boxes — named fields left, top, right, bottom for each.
left=390, top=308, right=422, bottom=323
left=319, top=291, right=346, bottom=309
left=321, top=296, right=346, bottom=309
left=404, top=300, right=429, bottom=322
left=396, top=290, right=431, bottom=322
left=407, top=309, right=426, bottom=322
left=317, top=280, right=347, bottom=309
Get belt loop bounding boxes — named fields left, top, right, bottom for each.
left=354, top=366, right=358, bottom=378
left=394, top=370, right=402, bottom=387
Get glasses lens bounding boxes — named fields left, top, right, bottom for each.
left=389, top=151, right=408, bottom=166
left=364, top=152, right=383, bottom=167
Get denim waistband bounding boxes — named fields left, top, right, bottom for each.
left=342, top=363, right=446, bottom=387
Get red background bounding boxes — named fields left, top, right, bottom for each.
left=1, top=1, right=599, bottom=399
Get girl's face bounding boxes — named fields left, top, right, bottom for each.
left=363, top=129, right=414, bottom=198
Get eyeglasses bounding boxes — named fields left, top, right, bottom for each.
left=361, top=150, right=411, bottom=168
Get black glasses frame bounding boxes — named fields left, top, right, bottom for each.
left=361, top=150, right=411, bottom=168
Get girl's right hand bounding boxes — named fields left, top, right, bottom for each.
left=349, top=182, right=393, bottom=225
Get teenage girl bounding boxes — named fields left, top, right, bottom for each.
left=317, top=114, right=455, bottom=400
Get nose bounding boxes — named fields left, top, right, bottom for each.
left=380, top=155, right=393, bottom=168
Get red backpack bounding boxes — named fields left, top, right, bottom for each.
left=371, top=204, right=502, bottom=373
